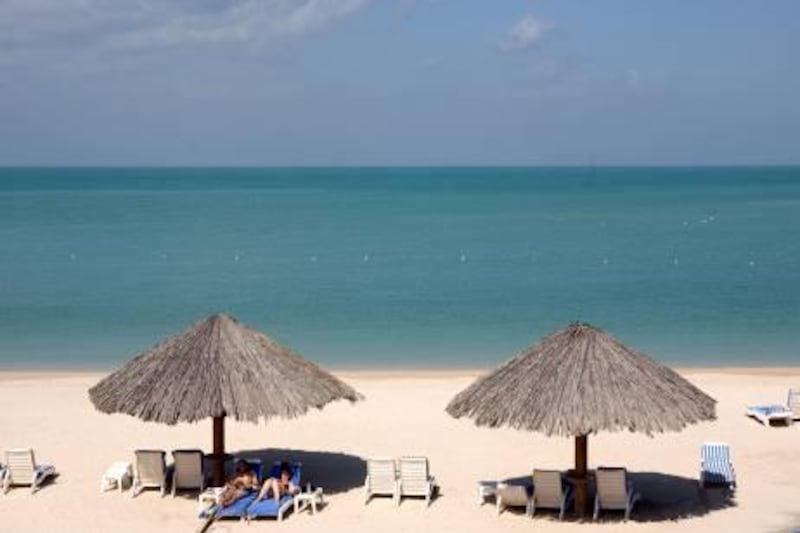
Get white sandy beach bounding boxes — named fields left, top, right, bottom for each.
left=0, top=369, right=798, bottom=532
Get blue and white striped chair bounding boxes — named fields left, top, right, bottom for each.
left=788, top=389, right=800, bottom=420
left=699, top=442, right=736, bottom=490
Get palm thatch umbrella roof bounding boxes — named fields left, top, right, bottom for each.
left=447, top=322, right=715, bottom=435
left=90, top=313, right=361, bottom=424
left=446, top=322, right=715, bottom=516
left=89, top=313, right=361, bottom=485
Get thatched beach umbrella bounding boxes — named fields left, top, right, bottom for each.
left=446, top=322, right=715, bottom=517
left=89, top=313, right=361, bottom=486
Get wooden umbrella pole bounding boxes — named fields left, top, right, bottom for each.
left=212, top=415, right=226, bottom=487
left=574, top=434, right=588, bottom=517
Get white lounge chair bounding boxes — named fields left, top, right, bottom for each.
left=397, top=456, right=437, bottom=507
left=132, top=449, right=167, bottom=497
left=364, top=458, right=398, bottom=505
left=2, top=449, right=56, bottom=494
left=495, top=482, right=531, bottom=516
left=532, top=469, right=573, bottom=520
left=746, top=405, right=793, bottom=426
left=700, top=442, right=736, bottom=490
left=593, top=467, right=640, bottom=521
left=788, top=389, right=800, bottom=420
left=171, top=449, right=204, bottom=496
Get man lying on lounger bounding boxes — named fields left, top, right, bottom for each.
left=219, top=459, right=260, bottom=507
left=257, top=461, right=299, bottom=503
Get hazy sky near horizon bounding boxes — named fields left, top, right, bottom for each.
left=1, top=1, right=798, bottom=166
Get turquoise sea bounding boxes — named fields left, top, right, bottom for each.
left=0, top=167, right=798, bottom=369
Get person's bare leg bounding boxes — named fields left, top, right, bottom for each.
left=272, top=479, right=281, bottom=503
left=257, top=478, right=272, bottom=501
left=220, top=487, right=243, bottom=507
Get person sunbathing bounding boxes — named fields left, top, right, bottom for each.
left=257, top=461, right=298, bottom=503
left=218, top=459, right=260, bottom=507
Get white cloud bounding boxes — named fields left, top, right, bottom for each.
left=500, top=16, right=552, bottom=52
left=0, top=0, right=369, bottom=66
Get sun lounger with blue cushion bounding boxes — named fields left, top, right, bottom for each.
left=199, top=458, right=264, bottom=520
left=246, top=462, right=302, bottom=522
left=746, top=405, right=793, bottom=426
left=699, top=442, right=736, bottom=490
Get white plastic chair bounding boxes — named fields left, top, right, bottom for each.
left=132, top=449, right=167, bottom=497
left=593, top=467, right=640, bottom=521
left=2, top=449, right=56, bottom=494
left=397, top=456, right=436, bottom=507
left=171, top=449, right=204, bottom=496
left=364, top=458, right=398, bottom=504
left=532, top=469, right=573, bottom=520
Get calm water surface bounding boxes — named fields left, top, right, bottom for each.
left=0, top=167, right=798, bottom=369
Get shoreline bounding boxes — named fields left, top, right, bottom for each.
left=1, top=365, right=799, bottom=382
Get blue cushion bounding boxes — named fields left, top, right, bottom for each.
left=199, top=492, right=257, bottom=519
left=247, top=494, right=294, bottom=518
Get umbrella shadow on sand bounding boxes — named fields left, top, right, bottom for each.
left=497, top=471, right=735, bottom=523
left=227, top=448, right=366, bottom=495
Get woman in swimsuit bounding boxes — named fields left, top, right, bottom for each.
left=257, top=461, right=298, bottom=503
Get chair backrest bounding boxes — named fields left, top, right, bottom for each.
left=268, top=461, right=302, bottom=487
left=788, top=389, right=800, bottom=418
left=135, top=450, right=166, bottom=484
left=172, top=449, right=204, bottom=490
left=398, top=456, right=430, bottom=492
left=533, top=469, right=564, bottom=507
left=595, top=467, right=629, bottom=508
left=5, top=449, right=36, bottom=484
left=701, top=442, right=732, bottom=473
left=366, top=458, right=396, bottom=491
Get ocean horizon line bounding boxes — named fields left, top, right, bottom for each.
left=2, top=164, right=800, bottom=170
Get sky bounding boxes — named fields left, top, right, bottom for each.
left=0, top=0, right=798, bottom=166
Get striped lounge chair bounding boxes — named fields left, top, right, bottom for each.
left=699, top=442, right=736, bottom=490
left=788, top=389, right=800, bottom=420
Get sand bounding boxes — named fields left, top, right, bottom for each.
left=0, top=369, right=798, bottom=532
